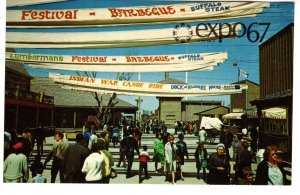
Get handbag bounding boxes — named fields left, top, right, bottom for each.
left=110, top=168, right=117, bottom=179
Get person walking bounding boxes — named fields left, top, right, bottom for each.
left=35, top=124, right=45, bottom=156
left=44, top=131, right=69, bottom=183
left=88, top=129, right=98, bottom=150
left=232, top=134, right=243, bottom=162
left=254, top=145, right=289, bottom=185
left=161, top=127, right=170, bottom=146
left=121, top=129, right=140, bottom=178
left=62, top=133, right=90, bottom=183
left=4, top=130, right=12, bottom=161
left=31, top=164, right=47, bottom=183
left=134, top=126, right=142, bottom=148
left=174, top=121, right=178, bottom=135
left=235, top=141, right=253, bottom=184
left=176, top=134, right=188, bottom=181
left=206, top=143, right=230, bottom=185
left=98, top=139, right=113, bottom=183
left=81, top=142, right=105, bottom=183
left=139, top=145, right=151, bottom=183
left=30, top=154, right=43, bottom=178
left=194, top=142, right=208, bottom=181
left=116, top=132, right=128, bottom=168
left=3, top=142, right=29, bottom=183
left=153, top=132, right=165, bottom=173
left=112, top=125, right=120, bottom=147
left=14, top=129, right=32, bottom=159
left=223, top=128, right=233, bottom=160
left=84, top=123, right=93, bottom=148
left=164, top=134, right=177, bottom=184
left=22, top=128, right=33, bottom=153
left=250, top=126, right=259, bottom=154
left=198, top=127, right=207, bottom=144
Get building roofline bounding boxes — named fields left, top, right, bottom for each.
left=182, top=100, right=222, bottom=104
left=231, top=79, right=259, bottom=86
left=194, top=105, right=230, bottom=115
left=259, top=23, right=294, bottom=48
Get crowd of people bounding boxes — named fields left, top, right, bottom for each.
left=3, top=120, right=290, bottom=185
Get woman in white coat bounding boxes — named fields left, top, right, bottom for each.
left=82, top=142, right=105, bottom=183
left=164, top=134, right=177, bottom=184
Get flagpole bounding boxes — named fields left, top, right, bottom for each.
left=238, top=67, right=240, bottom=82
left=185, top=45, right=188, bottom=101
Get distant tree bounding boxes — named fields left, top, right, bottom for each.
left=76, top=71, right=133, bottom=125
left=75, top=50, right=137, bottom=125
left=76, top=71, right=103, bottom=122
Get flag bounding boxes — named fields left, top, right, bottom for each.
left=239, top=68, right=249, bottom=78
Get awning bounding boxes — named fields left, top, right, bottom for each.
left=222, top=112, right=245, bottom=119
left=200, top=116, right=223, bottom=130
left=262, top=107, right=286, bottom=119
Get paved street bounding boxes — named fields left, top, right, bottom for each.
left=28, top=128, right=258, bottom=184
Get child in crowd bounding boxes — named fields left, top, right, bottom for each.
left=194, top=142, right=208, bottom=181
left=31, top=164, right=47, bottom=183
left=139, top=145, right=150, bottom=183
left=238, top=167, right=254, bottom=185
left=30, top=154, right=43, bottom=178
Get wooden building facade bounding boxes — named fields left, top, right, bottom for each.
left=30, top=77, right=138, bottom=128
left=5, top=61, right=54, bottom=131
left=251, top=23, right=293, bottom=156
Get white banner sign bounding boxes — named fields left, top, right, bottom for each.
left=6, top=2, right=269, bottom=28
left=49, top=73, right=248, bottom=97
left=59, top=84, right=237, bottom=97
left=6, top=51, right=227, bottom=65
left=6, top=23, right=241, bottom=49
left=29, top=63, right=215, bottom=72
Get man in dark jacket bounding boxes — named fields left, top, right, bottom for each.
left=62, top=133, right=90, bottom=183
left=35, top=124, right=45, bottom=156
left=121, top=129, right=139, bottom=178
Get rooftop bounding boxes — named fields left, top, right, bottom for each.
left=5, top=61, right=31, bottom=78
left=30, top=77, right=137, bottom=109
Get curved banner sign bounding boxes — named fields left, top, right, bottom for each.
left=59, top=85, right=237, bottom=97
left=6, top=23, right=241, bottom=49
left=49, top=73, right=248, bottom=97
left=6, top=51, right=227, bottom=65
left=7, top=51, right=227, bottom=72
left=6, top=2, right=270, bottom=28
left=29, top=63, right=215, bottom=72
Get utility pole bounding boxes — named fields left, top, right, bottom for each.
left=136, top=72, right=143, bottom=124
